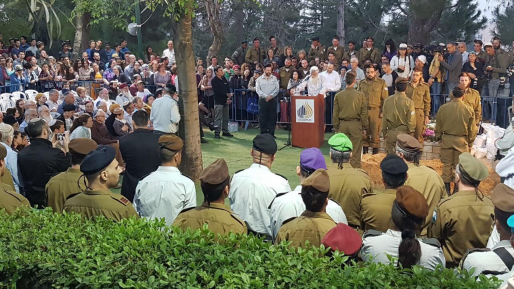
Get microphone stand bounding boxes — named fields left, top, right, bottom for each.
left=279, top=76, right=310, bottom=151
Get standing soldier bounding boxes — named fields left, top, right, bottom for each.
left=405, top=69, right=431, bottom=145
left=327, top=36, right=345, bottom=65
left=0, top=145, right=30, bottom=214
left=268, top=36, right=283, bottom=60
left=343, top=41, right=360, bottom=62
left=333, top=72, right=368, bottom=167
left=358, top=64, right=388, bottom=155
left=359, top=37, right=381, bottom=66
left=449, top=73, right=481, bottom=138
left=245, top=38, right=266, bottom=67
left=429, top=153, right=494, bottom=268
left=278, top=58, right=294, bottom=91
left=231, top=40, right=248, bottom=66
left=173, top=159, right=247, bottom=236
left=435, top=87, right=475, bottom=195
left=308, top=36, right=326, bottom=62
left=382, top=77, right=416, bottom=154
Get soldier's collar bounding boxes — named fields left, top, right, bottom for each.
left=85, top=189, right=112, bottom=196
left=202, top=202, right=231, bottom=212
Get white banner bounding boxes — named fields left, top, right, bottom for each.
left=295, top=99, right=315, bottom=123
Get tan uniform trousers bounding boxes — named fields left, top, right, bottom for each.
left=338, top=120, right=363, bottom=168
left=363, top=108, right=381, bottom=149
left=440, top=135, right=469, bottom=183
left=385, top=127, right=408, bottom=154
left=414, top=109, right=425, bottom=146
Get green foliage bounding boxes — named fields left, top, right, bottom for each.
left=494, top=6, right=514, bottom=41
left=436, top=0, right=486, bottom=42
left=0, top=209, right=502, bottom=288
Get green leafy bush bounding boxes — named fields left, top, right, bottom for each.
left=0, top=209, right=501, bottom=289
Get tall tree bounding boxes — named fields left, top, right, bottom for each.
left=337, top=0, right=345, bottom=45
left=493, top=5, right=514, bottom=41
left=436, top=0, right=485, bottom=42
left=205, top=0, right=224, bottom=61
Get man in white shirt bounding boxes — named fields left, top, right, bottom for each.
left=133, top=135, right=196, bottom=226
left=116, top=83, right=133, bottom=106
left=94, top=88, right=115, bottom=112
left=150, top=84, right=180, bottom=133
left=348, top=57, right=365, bottom=85
left=230, top=134, right=291, bottom=239
left=255, top=64, right=279, bottom=136
left=162, top=40, right=175, bottom=65
left=320, top=63, right=341, bottom=132
left=458, top=42, right=469, bottom=65
left=135, top=81, right=151, bottom=99
left=46, top=89, right=61, bottom=113
left=298, top=66, right=325, bottom=96
left=0, top=123, right=22, bottom=193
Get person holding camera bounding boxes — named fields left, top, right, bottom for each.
left=438, top=42, right=462, bottom=95
left=484, top=42, right=510, bottom=99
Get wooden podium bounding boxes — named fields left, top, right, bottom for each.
left=291, top=94, right=325, bottom=148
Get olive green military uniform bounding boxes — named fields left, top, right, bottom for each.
left=406, top=81, right=431, bottom=145
left=429, top=190, right=494, bottom=268
left=449, top=88, right=481, bottom=137
left=173, top=202, right=247, bottom=236
left=476, top=51, right=487, bottom=62
left=343, top=50, right=360, bottom=62
left=64, top=189, right=139, bottom=222
left=360, top=189, right=396, bottom=233
left=358, top=77, right=389, bottom=149
left=404, top=163, right=445, bottom=236
left=358, top=47, right=381, bottom=65
left=308, top=45, right=326, bottom=62
left=46, top=168, right=84, bottom=213
left=0, top=186, right=30, bottom=214
left=435, top=100, right=475, bottom=183
left=231, top=47, right=247, bottom=66
left=1, top=169, right=16, bottom=192
left=278, top=66, right=294, bottom=90
left=333, top=87, right=368, bottom=168
left=327, top=163, right=372, bottom=228
left=275, top=211, right=336, bottom=248
left=327, top=45, right=346, bottom=64
left=245, top=46, right=266, bottom=66
left=269, top=46, right=283, bottom=59
left=382, top=92, right=416, bottom=154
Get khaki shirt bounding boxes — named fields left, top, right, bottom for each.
left=343, top=50, right=360, bottom=62
left=435, top=100, right=475, bottom=146
left=269, top=46, right=283, bottom=58
left=172, top=202, right=247, bottom=236
left=360, top=189, right=396, bottom=233
left=327, top=163, right=372, bottom=228
left=333, top=87, right=369, bottom=131
left=429, top=190, right=494, bottom=267
left=449, top=88, right=482, bottom=125
left=46, top=168, right=84, bottom=213
left=382, top=92, right=416, bottom=136
left=358, top=47, right=381, bottom=64
left=358, top=77, right=388, bottom=110
left=327, top=45, right=346, bottom=63
left=1, top=169, right=16, bottom=192
left=308, top=45, right=326, bottom=62
left=404, top=163, right=445, bottom=236
left=275, top=211, right=336, bottom=248
left=245, top=46, right=266, bottom=65
left=64, top=189, right=139, bottom=222
left=278, top=66, right=294, bottom=90
left=406, top=81, right=431, bottom=116
left=0, top=185, right=30, bottom=214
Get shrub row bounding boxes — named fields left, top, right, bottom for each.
left=0, top=209, right=501, bottom=288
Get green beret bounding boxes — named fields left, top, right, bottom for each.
left=458, top=153, right=488, bottom=182
left=328, top=133, right=353, bottom=152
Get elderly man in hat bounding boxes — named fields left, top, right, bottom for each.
left=396, top=134, right=445, bottom=236
left=429, top=153, right=494, bottom=268
left=150, top=83, right=180, bottom=134
left=461, top=183, right=514, bottom=276
left=230, top=133, right=291, bottom=239
left=405, top=69, right=430, bottom=145
left=133, top=135, right=196, bottom=225
left=46, top=138, right=98, bottom=213
left=362, top=185, right=445, bottom=270
left=275, top=169, right=335, bottom=248
left=0, top=144, right=30, bottom=214
left=116, top=83, right=132, bottom=106
left=360, top=154, right=408, bottom=233
left=298, top=66, right=326, bottom=96
left=326, top=133, right=372, bottom=229
left=173, top=159, right=247, bottom=236
left=64, top=146, right=137, bottom=221
left=269, top=148, right=347, bottom=241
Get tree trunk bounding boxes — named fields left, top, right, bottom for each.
left=172, top=0, right=203, bottom=180
left=232, top=1, right=244, bottom=44
left=205, top=0, right=223, bottom=61
left=337, top=0, right=345, bottom=45
left=72, top=12, right=91, bottom=60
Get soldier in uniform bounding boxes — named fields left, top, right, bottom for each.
left=461, top=184, right=514, bottom=276
left=358, top=37, right=381, bottom=66
left=326, top=36, right=345, bottom=65
left=46, top=138, right=98, bottom=213
left=358, top=64, right=388, bottom=155
left=0, top=145, right=30, bottom=214
left=173, top=159, right=247, bottom=236
left=405, top=69, right=431, bottom=145
left=63, top=146, right=139, bottom=221
left=230, top=133, right=291, bottom=239
left=333, top=72, right=368, bottom=167
left=231, top=40, right=248, bottom=66
left=278, top=58, right=294, bottom=90
left=245, top=38, right=266, bottom=67
left=307, top=36, right=326, bottom=62
left=382, top=77, right=416, bottom=154
left=429, top=153, right=494, bottom=268
left=396, top=134, right=445, bottom=236
left=343, top=41, right=360, bottom=63
left=327, top=52, right=340, bottom=72
left=275, top=169, right=336, bottom=248
left=269, top=148, right=347, bottom=240
left=435, top=87, right=475, bottom=195
left=361, top=185, right=445, bottom=270
left=360, top=154, right=408, bottom=233
left=268, top=36, right=283, bottom=61
left=327, top=133, right=372, bottom=229
left=449, top=73, right=481, bottom=138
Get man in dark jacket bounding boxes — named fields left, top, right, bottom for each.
left=119, top=110, right=161, bottom=201
left=18, top=118, right=71, bottom=208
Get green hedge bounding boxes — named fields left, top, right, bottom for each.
left=0, top=209, right=501, bottom=289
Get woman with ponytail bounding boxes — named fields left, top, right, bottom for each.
left=361, top=185, right=445, bottom=270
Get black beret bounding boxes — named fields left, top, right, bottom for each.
left=253, top=133, right=277, bottom=155
left=311, top=36, right=320, bottom=42
left=4, top=115, right=17, bottom=126
left=62, top=104, right=76, bottom=112
left=80, top=146, right=116, bottom=175
left=241, top=40, right=248, bottom=44
left=380, top=154, right=408, bottom=175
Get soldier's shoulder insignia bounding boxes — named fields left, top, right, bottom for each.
left=111, top=195, right=130, bottom=206
left=421, top=238, right=442, bottom=248
left=363, top=229, right=383, bottom=238
left=274, top=173, right=288, bottom=181
left=4, top=189, right=23, bottom=201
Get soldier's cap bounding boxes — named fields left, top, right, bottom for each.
left=301, top=169, right=330, bottom=193
left=484, top=42, right=493, bottom=48
left=395, top=77, right=409, bottom=84
left=492, top=183, right=514, bottom=212
left=164, top=83, right=177, bottom=94
left=458, top=152, right=489, bottom=182
left=253, top=133, right=277, bottom=155
left=69, top=138, right=98, bottom=156
left=395, top=185, right=429, bottom=219
left=253, top=37, right=260, bottom=42
left=62, top=104, right=76, bottom=112
left=328, top=133, right=352, bottom=152
left=380, top=154, right=408, bottom=175
left=322, top=223, right=362, bottom=255
left=417, top=55, right=427, bottom=64
left=200, top=159, right=229, bottom=186
left=159, top=134, right=183, bottom=152
left=119, top=83, right=128, bottom=89
left=109, top=103, right=120, bottom=114
left=81, top=146, right=116, bottom=175
left=507, top=215, right=514, bottom=232
left=311, top=36, right=320, bottom=42
left=300, top=148, right=327, bottom=174
left=398, top=43, right=408, bottom=49
left=241, top=40, right=248, bottom=44
left=396, top=134, right=423, bottom=152
left=0, top=144, right=7, bottom=159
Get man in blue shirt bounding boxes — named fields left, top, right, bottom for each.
left=120, top=40, right=130, bottom=61
left=19, top=36, right=29, bottom=52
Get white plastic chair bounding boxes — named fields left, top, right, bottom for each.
left=0, top=93, right=11, bottom=101
left=11, top=91, right=25, bottom=101
left=25, top=89, right=38, bottom=101
left=0, top=99, right=14, bottom=111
